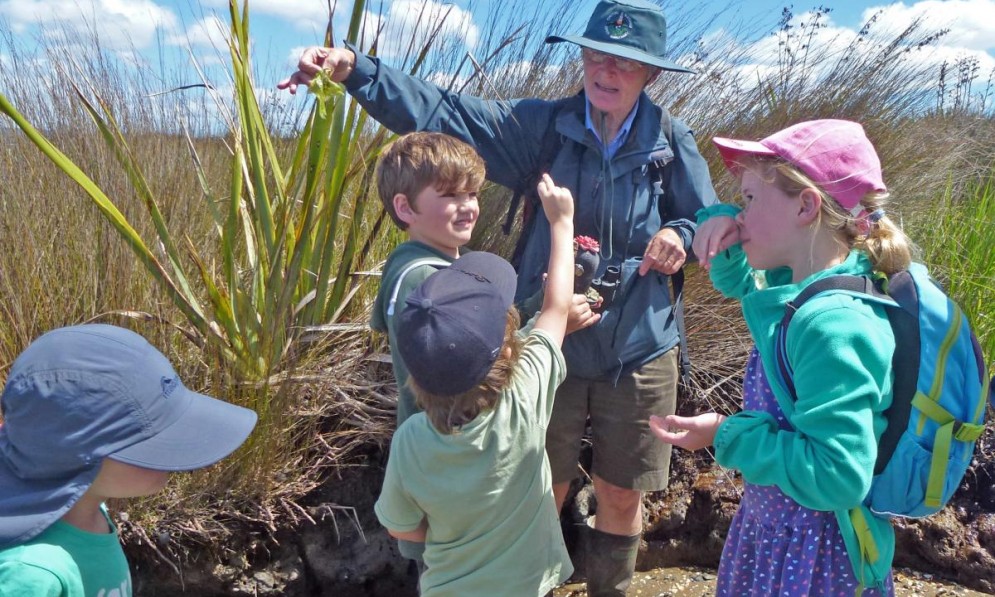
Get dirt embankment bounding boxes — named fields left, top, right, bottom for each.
left=132, top=439, right=995, bottom=596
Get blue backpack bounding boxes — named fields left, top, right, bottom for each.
left=774, top=262, right=989, bottom=519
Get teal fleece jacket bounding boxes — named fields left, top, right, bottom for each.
left=698, top=204, right=896, bottom=591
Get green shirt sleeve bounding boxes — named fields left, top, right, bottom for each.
left=714, top=295, right=893, bottom=511
left=375, top=427, right=426, bottom=534
left=0, top=561, right=66, bottom=597
left=514, top=329, right=567, bottom=425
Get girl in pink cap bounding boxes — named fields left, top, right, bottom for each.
left=650, top=120, right=912, bottom=595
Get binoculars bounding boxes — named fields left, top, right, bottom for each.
left=590, top=265, right=621, bottom=311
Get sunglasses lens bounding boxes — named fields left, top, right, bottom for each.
left=616, top=58, right=638, bottom=72
left=583, top=49, right=640, bottom=72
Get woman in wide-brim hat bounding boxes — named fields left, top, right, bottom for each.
left=279, top=1, right=718, bottom=595
left=546, top=0, right=694, bottom=146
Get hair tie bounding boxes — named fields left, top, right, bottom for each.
left=855, top=208, right=884, bottom=236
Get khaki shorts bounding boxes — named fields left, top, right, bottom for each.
left=545, top=347, right=679, bottom=491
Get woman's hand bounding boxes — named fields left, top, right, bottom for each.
left=649, top=413, right=726, bottom=451
left=639, top=227, right=685, bottom=276
left=277, top=47, right=357, bottom=94
left=691, top=216, right=739, bottom=270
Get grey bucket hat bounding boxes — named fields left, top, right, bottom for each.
left=0, top=324, right=257, bottom=548
left=545, top=0, right=693, bottom=74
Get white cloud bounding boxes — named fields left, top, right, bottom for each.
left=360, top=0, right=479, bottom=59
left=285, top=45, right=310, bottom=69
left=200, top=0, right=337, bottom=26
left=170, top=15, right=229, bottom=50
left=860, top=0, right=995, bottom=52
left=701, top=2, right=995, bottom=108
left=0, top=0, right=178, bottom=50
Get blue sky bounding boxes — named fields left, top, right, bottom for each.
left=1, top=0, right=993, bottom=109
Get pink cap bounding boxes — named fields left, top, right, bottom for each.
left=712, top=119, right=886, bottom=215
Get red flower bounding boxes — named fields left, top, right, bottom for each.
left=575, top=235, right=600, bottom=253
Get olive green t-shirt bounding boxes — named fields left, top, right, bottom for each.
left=0, top=505, right=131, bottom=597
left=375, top=329, right=572, bottom=596
left=370, top=240, right=454, bottom=426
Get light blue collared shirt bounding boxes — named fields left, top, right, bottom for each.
left=585, top=100, right=640, bottom=159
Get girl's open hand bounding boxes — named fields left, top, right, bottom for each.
left=692, top=216, right=739, bottom=270
left=649, top=413, right=726, bottom=451
left=537, top=173, right=574, bottom=224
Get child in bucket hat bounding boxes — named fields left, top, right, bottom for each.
left=0, top=324, right=257, bottom=596
left=374, top=174, right=576, bottom=596
left=651, top=120, right=914, bottom=594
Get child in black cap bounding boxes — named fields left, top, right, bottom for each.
left=0, top=324, right=257, bottom=596
left=374, top=174, right=575, bottom=596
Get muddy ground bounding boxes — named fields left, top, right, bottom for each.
left=554, top=566, right=990, bottom=597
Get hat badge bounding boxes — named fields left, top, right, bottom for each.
left=160, top=376, right=179, bottom=398
left=605, top=11, right=633, bottom=40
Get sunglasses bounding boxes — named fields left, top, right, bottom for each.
left=581, top=48, right=644, bottom=73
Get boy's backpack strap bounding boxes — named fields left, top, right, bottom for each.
left=387, top=258, right=450, bottom=317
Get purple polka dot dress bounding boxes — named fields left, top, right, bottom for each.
left=716, top=349, right=895, bottom=596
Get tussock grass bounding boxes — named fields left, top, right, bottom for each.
left=0, top=0, right=992, bottom=577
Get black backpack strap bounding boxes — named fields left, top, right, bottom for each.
left=871, top=271, right=919, bottom=474
left=671, top=267, right=690, bottom=384
left=649, top=110, right=689, bottom=382
left=505, top=106, right=566, bottom=268
left=774, top=275, right=876, bottom=400
left=651, top=109, right=674, bottom=219
left=775, top=272, right=921, bottom=475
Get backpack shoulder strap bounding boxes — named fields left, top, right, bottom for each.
left=774, top=274, right=878, bottom=400
left=505, top=102, right=569, bottom=269
left=503, top=103, right=567, bottom=236
left=651, top=108, right=675, bottom=211
left=670, top=267, right=691, bottom=384
left=645, top=109, right=691, bottom=381
left=387, top=258, right=450, bottom=317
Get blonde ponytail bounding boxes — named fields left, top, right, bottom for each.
left=852, top=202, right=913, bottom=275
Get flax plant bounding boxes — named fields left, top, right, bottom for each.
left=0, top=0, right=385, bottom=383
left=912, top=168, right=995, bottom=365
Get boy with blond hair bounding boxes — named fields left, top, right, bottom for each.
left=374, top=174, right=575, bottom=596
left=369, top=131, right=485, bottom=572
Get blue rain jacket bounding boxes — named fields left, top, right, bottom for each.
left=343, top=47, right=717, bottom=381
